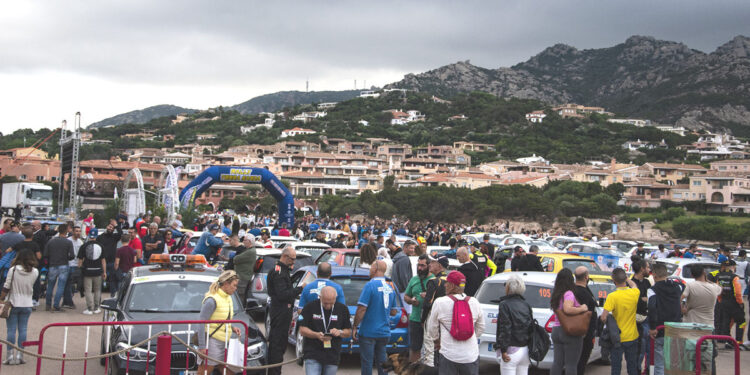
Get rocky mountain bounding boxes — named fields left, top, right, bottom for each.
left=229, top=90, right=360, bottom=114
left=387, top=35, right=750, bottom=132
left=87, top=104, right=196, bottom=129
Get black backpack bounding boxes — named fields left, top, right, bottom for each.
left=527, top=305, right=550, bottom=362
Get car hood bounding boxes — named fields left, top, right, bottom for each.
left=121, top=311, right=263, bottom=345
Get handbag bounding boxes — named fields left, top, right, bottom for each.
left=0, top=267, right=16, bottom=319
left=225, top=336, right=244, bottom=369
left=554, top=308, right=592, bottom=337
left=527, top=304, right=551, bottom=362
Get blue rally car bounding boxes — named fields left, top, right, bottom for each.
left=276, top=265, right=410, bottom=365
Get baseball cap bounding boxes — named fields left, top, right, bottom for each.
left=446, top=271, right=466, bottom=287
left=435, top=256, right=449, bottom=269
left=88, top=228, right=99, bottom=239
left=208, top=224, right=220, bottom=231
left=722, top=259, right=737, bottom=267
left=260, top=228, right=270, bottom=236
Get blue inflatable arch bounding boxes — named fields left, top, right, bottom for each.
left=179, top=166, right=295, bottom=227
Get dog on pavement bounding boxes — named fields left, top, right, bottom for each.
left=381, top=352, right=439, bottom=375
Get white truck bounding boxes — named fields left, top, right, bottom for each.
left=1, top=182, right=54, bottom=219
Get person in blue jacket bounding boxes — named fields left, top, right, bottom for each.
left=191, top=224, right=226, bottom=262
left=298, top=262, right=345, bottom=309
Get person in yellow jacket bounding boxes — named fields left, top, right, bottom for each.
left=198, top=270, right=242, bottom=375
left=470, top=246, right=497, bottom=277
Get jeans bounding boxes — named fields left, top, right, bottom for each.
left=83, top=276, right=102, bottom=311
left=106, top=262, right=117, bottom=297
left=62, top=266, right=79, bottom=306
left=611, top=339, right=639, bottom=375
left=6, top=307, right=32, bottom=348
left=438, top=353, right=479, bottom=375
left=359, top=336, right=388, bottom=375
left=551, top=326, right=583, bottom=375
left=46, top=265, right=69, bottom=308
left=304, top=359, right=338, bottom=375
left=497, top=346, right=530, bottom=375
left=653, top=337, right=664, bottom=375
left=638, top=322, right=649, bottom=372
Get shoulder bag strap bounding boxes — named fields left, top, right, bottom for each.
left=208, top=304, right=233, bottom=339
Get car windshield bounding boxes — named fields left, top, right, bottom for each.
left=588, top=282, right=617, bottom=303
left=332, top=277, right=371, bottom=306
left=476, top=282, right=553, bottom=308
left=562, top=259, right=603, bottom=272
left=126, top=280, right=239, bottom=314
left=592, top=247, right=626, bottom=256
left=259, top=255, right=314, bottom=273
left=681, top=263, right=720, bottom=278
left=530, top=241, right=551, bottom=248
left=661, top=262, right=679, bottom=276
left=29, top=189, right=53, bottom=201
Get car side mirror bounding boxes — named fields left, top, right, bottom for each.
left=101, top=298, right=119, bottom=311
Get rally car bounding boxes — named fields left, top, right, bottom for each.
left=99, top=254, right=267, bottom=374
left=283, top=265, right=410, bottom=365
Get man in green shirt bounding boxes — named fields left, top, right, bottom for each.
left=403, top=254, right=434, bottom=362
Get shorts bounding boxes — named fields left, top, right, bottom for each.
left=199, top=337, right=227, bottom=366
left=409, top=321, right=424, bottom=352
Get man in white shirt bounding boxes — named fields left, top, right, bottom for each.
left=62, top=225, right=84, bottom=309
left=427, top=271, right=484, bottom=374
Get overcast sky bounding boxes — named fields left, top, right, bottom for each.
left=2, top=0, right=749, bottom=132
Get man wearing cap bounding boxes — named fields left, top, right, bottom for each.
left=192, top=224, right=226, bottom=262
left=267, top=246, right=305, bottom=375
left=716, top=259, right=746, bottom=347
left=633, top=243, right=648, bottom=259
left=257, top=228, right=274, bottom=248
left=427, top=271, right=484, bottom=374
left=78, top=228, right=106, bottom=314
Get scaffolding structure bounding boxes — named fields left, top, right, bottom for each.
left=58, top=112, right=81, bottom=219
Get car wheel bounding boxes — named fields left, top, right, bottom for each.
left=99, top=326, right=108, bottom=366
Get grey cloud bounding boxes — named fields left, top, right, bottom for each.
left=1, top=0, right=749, bottom=88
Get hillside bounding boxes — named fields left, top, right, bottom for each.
left=77, top=91, right=697, bottom=165
left=87, top=104, right=196, bottom=129
left=386, top=35, right=750, bottom=133
left=229, top=90, right=361, bottom=114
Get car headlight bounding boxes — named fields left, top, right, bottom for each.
left=246, top=342, right=265, bottom=360
left=116, top=342, right=155, bottom=362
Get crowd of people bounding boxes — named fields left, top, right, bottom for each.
left=1, top=210, right=749, bottom=374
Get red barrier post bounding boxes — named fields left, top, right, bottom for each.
left=155, top=335, right=172, bottom=375
left=695, top=335, right=739, bottom=375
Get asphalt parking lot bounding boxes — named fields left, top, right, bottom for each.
left=0, top=294, right=745, bottom=375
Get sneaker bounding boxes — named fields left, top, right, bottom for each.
left=62, top=304, right=76, bottom=309
left=94, top=308, right=102, bottom=314
left=32, top=300, right=39, bottom=307
left=82, top=310, right=93, bottom=315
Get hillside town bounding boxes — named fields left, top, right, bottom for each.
left=3, top=120, right=750, bottom=214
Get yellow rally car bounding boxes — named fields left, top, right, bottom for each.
left=534, top=252, right=614, bottom=283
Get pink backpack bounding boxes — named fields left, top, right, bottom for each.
left=448, top=295, right=474, bottom=340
